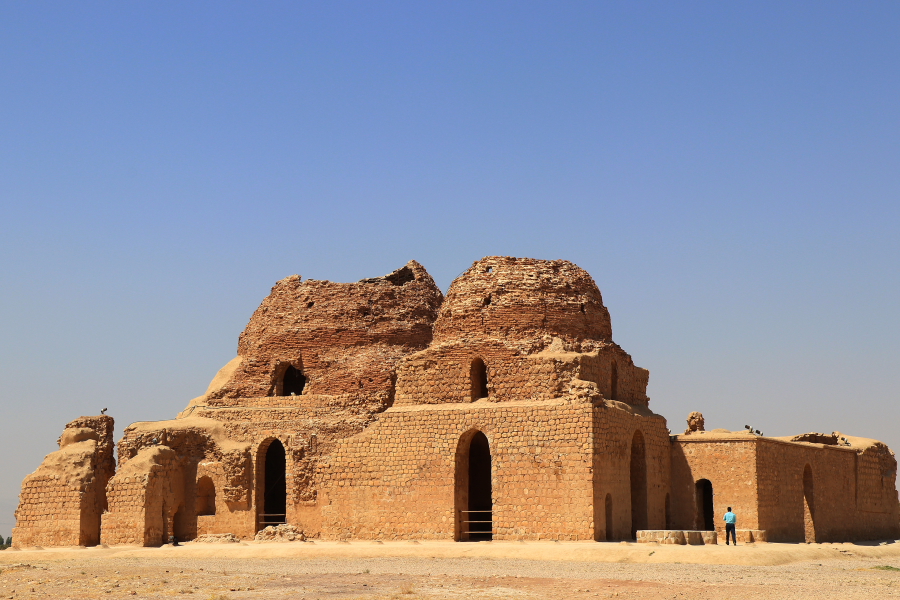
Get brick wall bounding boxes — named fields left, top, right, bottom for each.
left=13, top=416, right=114, bottom=547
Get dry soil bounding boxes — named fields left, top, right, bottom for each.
left=2, top=540, right=900, bottom=599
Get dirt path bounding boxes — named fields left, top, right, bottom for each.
left=2, top=541, right=900, bottom=599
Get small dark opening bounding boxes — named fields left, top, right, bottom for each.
left=470, top=358, right=488, bottom=400
left=360, top=266, right=416, bottom=286
left=468, top=432, right=492, bottom=541
left=282, top=365, right=307, bottom=396
left=605, top=494, right=614, bottom=541
left=307, top=301, right=315, bottom=308
left=486, top=267, right=493, bottom=273
left=483, top=294, right=492, bottom=306
left=696, top=479, right=714, bottom=531
left=580, top=303, right=585, bottom=313
left=263, top=440, right=287, bottom=525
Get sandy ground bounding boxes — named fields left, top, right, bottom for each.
left=2, top=540, right=900, bottom=599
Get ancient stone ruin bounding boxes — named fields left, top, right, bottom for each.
left=13, top=257, right=900, bottom=546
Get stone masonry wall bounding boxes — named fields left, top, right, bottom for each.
left=756, top=438, right=900, bottom=542
left=593, top=401, right=671, bottom=540
left=13, top=415, right=115, bottom=548
left=670, top=437, right=760, bottom=539
left=320, top=398, right=597, bottom=541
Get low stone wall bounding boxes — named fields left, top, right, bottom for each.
left=636, top=530, right=719, bottom=545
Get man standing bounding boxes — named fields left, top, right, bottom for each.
left=724, top=507, right=737, bottom=545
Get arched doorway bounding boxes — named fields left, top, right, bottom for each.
left=605, top=494, right=614, bottom=541
left=803, top=465, right=816, bottom=542
left=258, top=439, right=287, bottom=530
left=630, top=430, right=647, bottom=538
left=455, top=430, right=492, bottom=541
left=282, top=365, right=306, bottom=396
left=470, top=359, right=488, bottom=400
left=696, top=479, right=714, bottom=531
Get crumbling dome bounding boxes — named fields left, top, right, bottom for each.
left=433, top=257, right=612, bottom=349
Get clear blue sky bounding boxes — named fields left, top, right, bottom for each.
left=1, top=1, right=898, bottom=537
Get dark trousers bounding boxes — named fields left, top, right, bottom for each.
left=725, top=523, right=737, bottom=545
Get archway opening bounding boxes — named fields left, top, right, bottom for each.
left=455, top=430, right=492, bottom=541
left=470, top=358, right=488, bottom=401
left=803, top=465, right=816, bottom=542
left=282, top=365, right=307, bottom=396
left=696, top=479, right=714, bottom=531
left=605, top=494, right=614, bottom=541
left=173, top=505, right=193, bottom=542
left=197, top=476, right=216, bottom=516
left=630, top=430, right=647, bottom=539
left=610, top=361, right=618, bottom=400
left=260, top=439, right=287, bottom=529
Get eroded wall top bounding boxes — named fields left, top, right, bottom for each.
left=432, top=257, right=612, bottom=349
left=206, top=260, right=443, bottom=402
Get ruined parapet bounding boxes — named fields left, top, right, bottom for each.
left=101, top=446, right=184, bottom=546
left=182, top=261, right=442, bottom=412
left=101, top=416, right=253, bottom=545
left=684, top=412, right=705, bottom=435
left=396, top=257, right=649, bottom=405
left=13, top=415, right=115, bottom=547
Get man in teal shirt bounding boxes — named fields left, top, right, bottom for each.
left=724, top=507, right=737, bottom=545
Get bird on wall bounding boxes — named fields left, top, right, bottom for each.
left=100, top=408, right=107, bottom=415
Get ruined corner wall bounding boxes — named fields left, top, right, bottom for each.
left=592, top=401, right=670, bottom=541
left=204, top=261, right=442, bottom=408
left=13, top=415, right=115, bottom=547
left=101, top=446, right=184, bottom=546
left=671, top=435, right=900, bottom=543
left=756, top=438, right=900, bottom=542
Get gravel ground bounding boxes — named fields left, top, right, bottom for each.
left=2, top=541, right=900, bottom=599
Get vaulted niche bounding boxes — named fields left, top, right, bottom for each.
left=196, top=476, right=216, bottom=516
left=470, top=358, right=488, bottom=401
left=282, top=365, right=307, bottom=396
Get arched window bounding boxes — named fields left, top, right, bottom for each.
left=196, top=476, right=216, bottom=516
left=282, top=365, right=307, bottom=396
left=470, top=358, right=488, bottom=401
left=630, top=430, right=647, bottom=538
